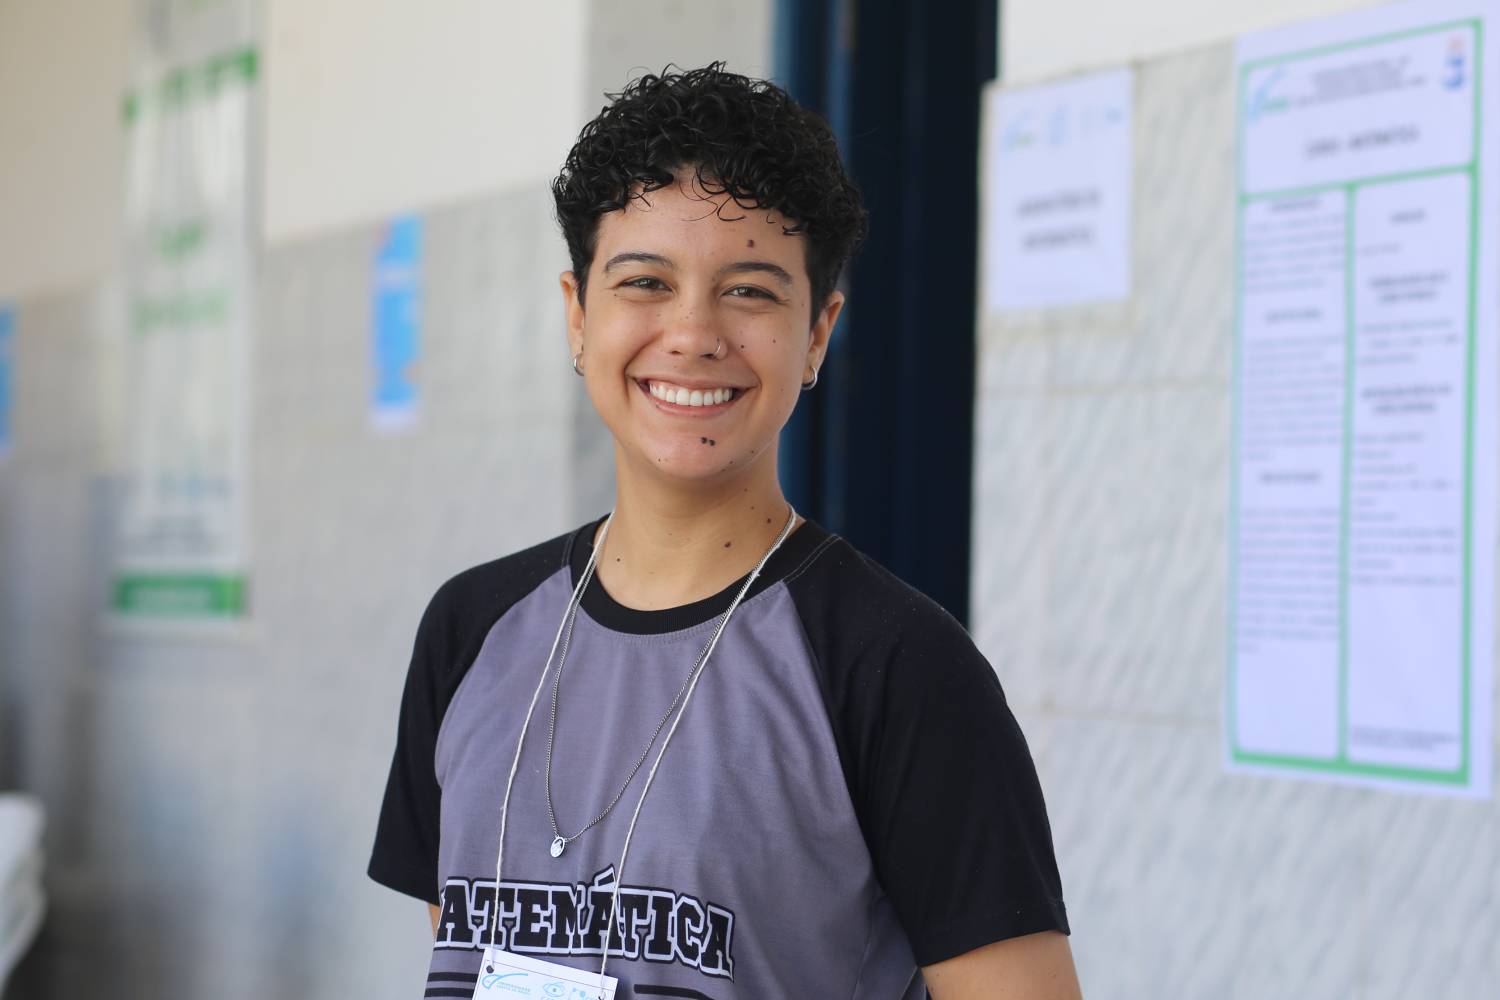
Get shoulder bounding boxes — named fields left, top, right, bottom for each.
left=783, top=531, right=989, bottom=695
left=780, top=530, right=1017, bottom=802
left=423, top=527, right=577, bottom=629
left=412, top=525, right=582, bottom=694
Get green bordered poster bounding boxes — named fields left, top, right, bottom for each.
left=113, top=0, right=256, bottom=619
left=1229, top=0, right=1497, bottom=797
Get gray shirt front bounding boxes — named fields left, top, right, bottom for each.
left=370, top=521, right=1068, bottom=999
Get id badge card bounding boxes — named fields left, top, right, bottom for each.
left=471, top=947, right=618, bottom=1000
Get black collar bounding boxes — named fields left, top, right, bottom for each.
left=565, top=514, right=829, bottom=635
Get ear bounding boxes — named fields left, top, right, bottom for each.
left=804, top=290, right=845, bottom=379
left=560, top=271, right=586, bottom=359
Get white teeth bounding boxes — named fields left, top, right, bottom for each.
left=647, top=381, right=736, bottom=406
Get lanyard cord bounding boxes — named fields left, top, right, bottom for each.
left=592, top=506, right=796, bottom=995
left=489, top=511, right=612, bottom=957
left=486, top=507, right=798, bottom=997
left=544, top=554, right=728, bottom=854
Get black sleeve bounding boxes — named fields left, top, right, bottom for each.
left=785, top=538, right=1069, bottom=966
left=367, top=531, right=577, bottom=904
left=367, top=583, right=454, bottom=904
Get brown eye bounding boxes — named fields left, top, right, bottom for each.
left=726, top=285, right=777, bottom=301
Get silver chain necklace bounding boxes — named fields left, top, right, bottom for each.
left=540, top=507, right=794, bottom=859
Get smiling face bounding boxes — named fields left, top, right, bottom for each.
left=561, top=172, right=843, bottom=487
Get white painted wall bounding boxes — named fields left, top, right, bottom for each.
left=0, top=0, right=592, bottom=301
left=1001, top=0, right=1388, bottom=82
left=0, top=0, right=129, bottom=300
left=586, top=0, right=773, bottom=100
left=261, top=0, right=589, bottom=245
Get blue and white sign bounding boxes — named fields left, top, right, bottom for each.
left=371, top=215, right=422, bottom=430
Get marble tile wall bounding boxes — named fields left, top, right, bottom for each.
left=972, top=43, right=1499, bottom=1000
left=0, top=184, right=602, bottom=999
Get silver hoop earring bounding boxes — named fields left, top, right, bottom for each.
left=572, top=351, right=584, bottom=377
left=801, top=367, right=819, bottom=391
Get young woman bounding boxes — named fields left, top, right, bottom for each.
left=370, top=65, right=1081, bottom=1000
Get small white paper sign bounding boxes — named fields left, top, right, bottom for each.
left=471, top=948, right=617, bottom=1000
left=984, top=68, right=1134, bottom=311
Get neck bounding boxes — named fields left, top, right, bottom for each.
left=593, top=449, right=797, bottom=611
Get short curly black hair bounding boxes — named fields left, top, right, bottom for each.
left=552, top=63, right=867, bottom=324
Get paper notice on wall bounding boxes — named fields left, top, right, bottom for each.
left=1228, top=0, right=1497, bottom=796
left=983, top=68, right=1133, bottom=311
left=113, top=0, right=257, bottom=619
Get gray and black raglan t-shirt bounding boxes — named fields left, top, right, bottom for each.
left=369, top=518, right=1068, bottom=998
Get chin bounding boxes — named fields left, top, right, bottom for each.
left=632, top=439, right=750, bottom=481
left=654, top=454, right=742, bottom=482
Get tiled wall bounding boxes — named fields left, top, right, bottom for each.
left=0, top=184, right=601, bottom=999
left=972, top=45, right=1500, bottom=999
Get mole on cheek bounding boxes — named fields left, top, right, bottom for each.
left=746, top=239, right=755, bottom=248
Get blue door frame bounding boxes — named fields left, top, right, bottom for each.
left=776, top=0, right=998, bottom=625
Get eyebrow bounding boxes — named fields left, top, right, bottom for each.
left=601, top=251, right=672, bottom=273
left=600, top=251, right=795, bottom=288
left=716, top=261, right=795, bottom=287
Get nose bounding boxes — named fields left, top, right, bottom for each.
left=659, top=300, right=724, bottom=359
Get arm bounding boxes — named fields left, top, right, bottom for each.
left=429, top=903, right=440, bottom=937
left=923, top=930, right=1082, bottom=1000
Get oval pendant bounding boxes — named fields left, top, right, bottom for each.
left=549, top=836, right=566, bottom=858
